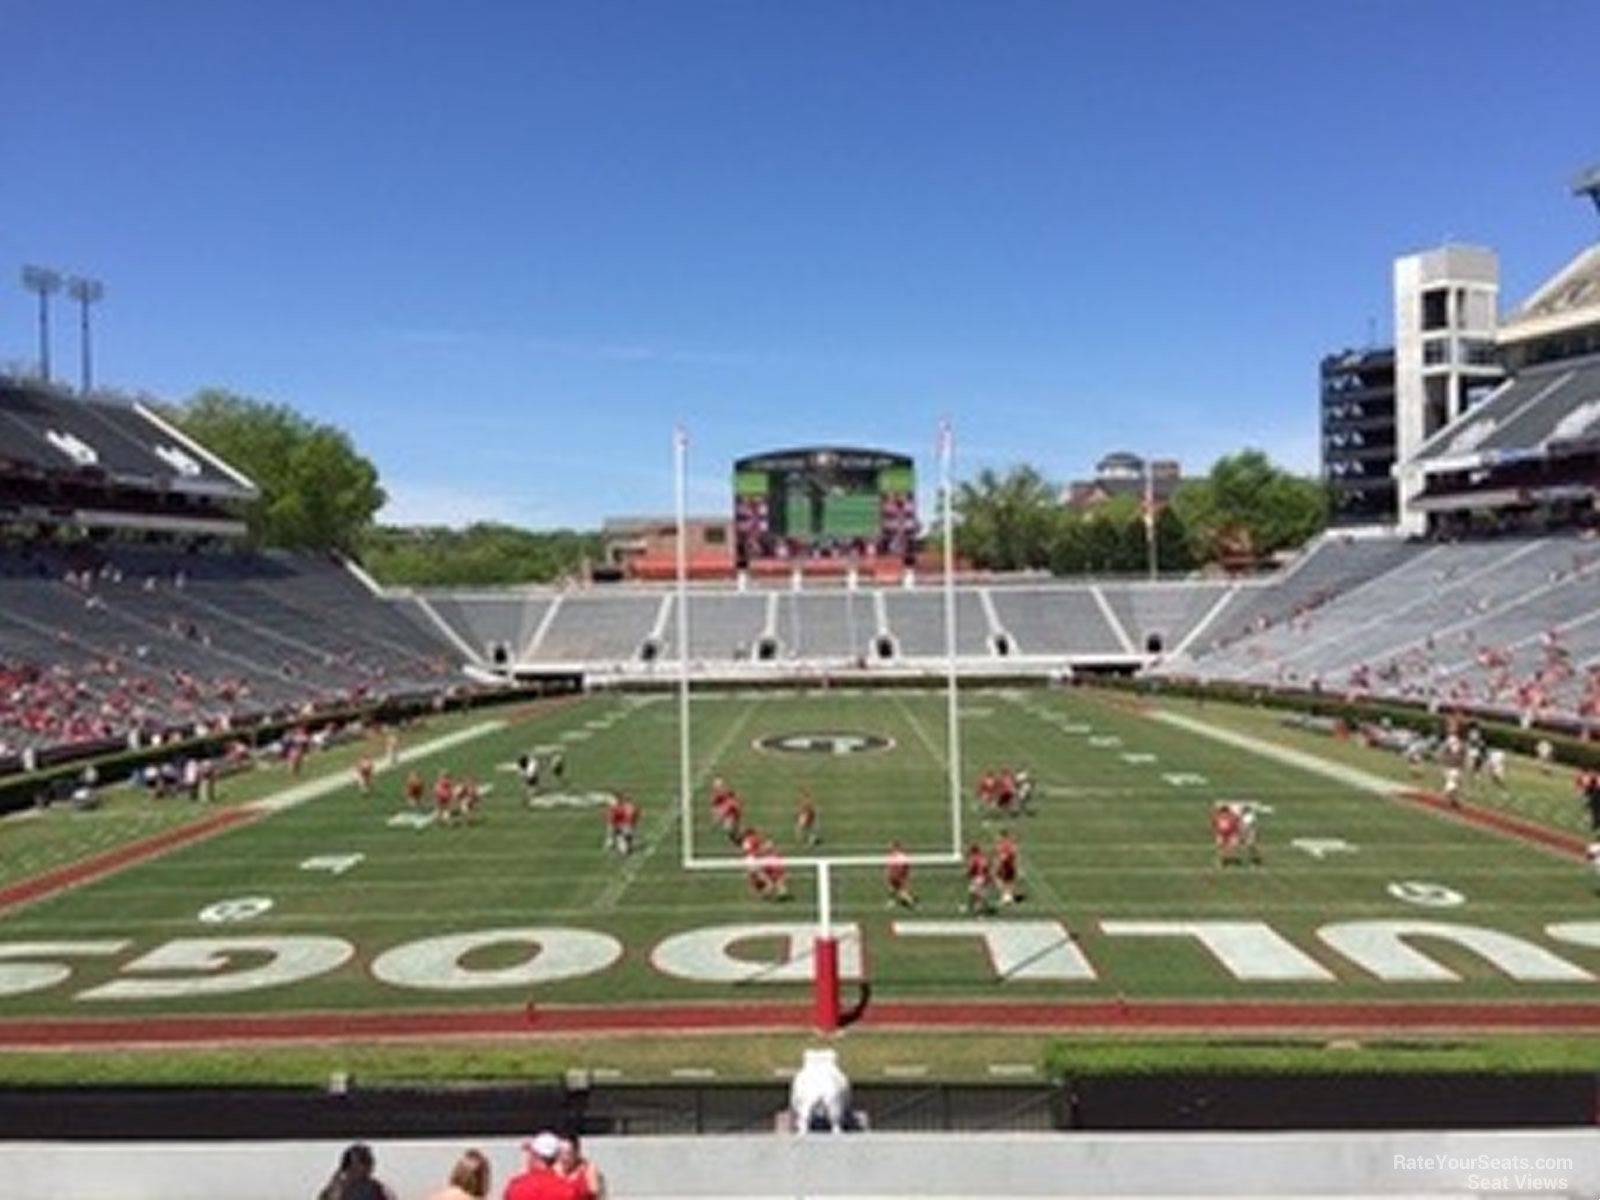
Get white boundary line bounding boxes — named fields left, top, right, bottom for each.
left=246, top=720, right=507, bottom=814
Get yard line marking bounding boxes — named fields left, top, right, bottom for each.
left=1150, top=711, right=1402, bottom=796
left=987, top=1062, right=1039, bottom=1078
left=590, top=1067, right=623, bottom=1081
left=891, top=693, right=948, bottom=769
left=670, top=1067, right=717, bottom=1080
left=592, top=697, right=761, bottom=911
left=882, top=1064, right=929, bottom=1078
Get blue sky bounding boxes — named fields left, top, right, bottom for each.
left=5, top=0, right=1597, bottom=528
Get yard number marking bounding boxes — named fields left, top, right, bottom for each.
left=1293, top=838, right=1356, bottom=860
left=1386, top=881, right=1466, bottom=909
left=300, top=854, right=365, bottom=876
left=198, top=897, right=274, bottom=924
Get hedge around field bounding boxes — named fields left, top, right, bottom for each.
left=1095, top=675, right=1600, bottom=771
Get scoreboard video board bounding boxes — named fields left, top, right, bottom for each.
left=733, top=447, right=917, bottom=565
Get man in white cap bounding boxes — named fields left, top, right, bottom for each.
left=503, top=1131, right=580, bottom=1200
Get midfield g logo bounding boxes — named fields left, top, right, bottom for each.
left=755, top=731, right=895, bottom=756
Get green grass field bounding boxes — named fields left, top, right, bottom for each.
left=4, top=685, right=1600, bottom=1035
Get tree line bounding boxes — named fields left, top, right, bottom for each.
left=954, top=451, right=1327, bottom=575
left=165, top=389, right=596, bottom=585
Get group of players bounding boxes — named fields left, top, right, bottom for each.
left=394, top=767, right=487, bottom=825
left=976, top=767, right=1035, bottom=816
left=357, top=725, right=1600, bottom=898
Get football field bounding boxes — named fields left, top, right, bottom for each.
left=3, top=688, right=1600, bottom=1038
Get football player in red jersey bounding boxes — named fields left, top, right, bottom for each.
left=885, top=840, right=916, bottom=908
left=994, top=830, right=1022, bottom=905
left=964, top=842, right=994, bottom=915
left=1212, top=802, right=1240, bottom=867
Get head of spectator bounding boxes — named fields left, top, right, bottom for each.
left=428, top=1148, right=491, bottom=1200
left=317, top=1142, right=394, bottom=1200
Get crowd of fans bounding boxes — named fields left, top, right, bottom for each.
left=0, top=542, right=458, bottom=768
left=316, top=1135, right=606, bottom=1200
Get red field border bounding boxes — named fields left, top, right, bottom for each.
left=5, top=998, right=1600, bottom=1049
left=0, top=807, right=261, bottom=916
left=1399, top=788, right=1590, bottom=860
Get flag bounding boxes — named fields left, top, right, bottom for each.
left=937, top=419, right=953, bottom=465
left=674, top=426, right=689, bottom=453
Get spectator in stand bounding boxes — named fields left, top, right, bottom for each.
left=315, top=1142, right=396, bottom=1200
left=428, top=1149, right=492, bottom=1200
left=556, top=1134, right=606, bottom=1200
left=504, top=1132, right=580, bottom=1200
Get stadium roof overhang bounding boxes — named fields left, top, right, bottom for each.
left=734, top=447, right=913, bottom=473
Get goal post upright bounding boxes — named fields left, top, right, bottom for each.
left=940, top=419, right=965, bottom=859
left=674, top=426, right=694, bottom=869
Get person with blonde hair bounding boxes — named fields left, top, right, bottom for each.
left=428, top=1148, right=491, bottom=1200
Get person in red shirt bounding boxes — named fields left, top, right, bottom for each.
left=759, top=835, right=790, bottom=902
left=996, top=770, right=1018, bottom=816
left=714, top=789, right=744, bottom=844
left=607, top=794, right=640, bottom=855
left=964, top=842, right=993, bottom=915
left=885, top=840, right=916, bottom=908
left=741, top=829, right=769, bottom=898
left=554, top=1134, right=604, bottom=1200
left=504, top=1133, right=581, bottom=1200
left=994, top=830, right=1022, bottom=905
left=977, top=771, right=997, bottom=812
left=434, top=771, right=455, bottom=824
left=1212, top=802, right=1240, bottom=867
left=354, top=757, right=374, bottom=796
left=404, top=770, right=424, bottom=811
left=795, top=789, right=819, bottom=848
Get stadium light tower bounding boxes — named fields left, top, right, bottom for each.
left=1573, top=164, right=1600, bottom=220
left=66, top=276, right=105, bottom=395
left=20, top=265, right=63, bottom=384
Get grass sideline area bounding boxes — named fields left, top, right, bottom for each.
left=3, top=685, right=1600, bottom=1083
left=3, top=1034, right=1599, bottom=1087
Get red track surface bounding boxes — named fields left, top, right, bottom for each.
left=1399, top=788, right=1589, bottom=859
left=2, top=999, right=1600, bottom=1048
left=0, top=807, right=260, bottom=915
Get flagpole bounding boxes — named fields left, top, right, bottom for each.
left=675, top=427, right=694, bottom=866
left=940, top=421, right=963, bottom=854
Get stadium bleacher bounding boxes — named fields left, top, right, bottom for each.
left=0, top=543, right=453, bottom=764
left=882, top=589, right=992, bottom=657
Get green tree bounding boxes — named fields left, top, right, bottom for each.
left=360, top=523, right=603, bottom=587
left=953, top=465, right=1059, bottom=571
left=1172, top=450, right=1326, bottom=565
left=170, top=389, right=385, bottom=553
left=1152, top=505, right=1194, bottom=574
